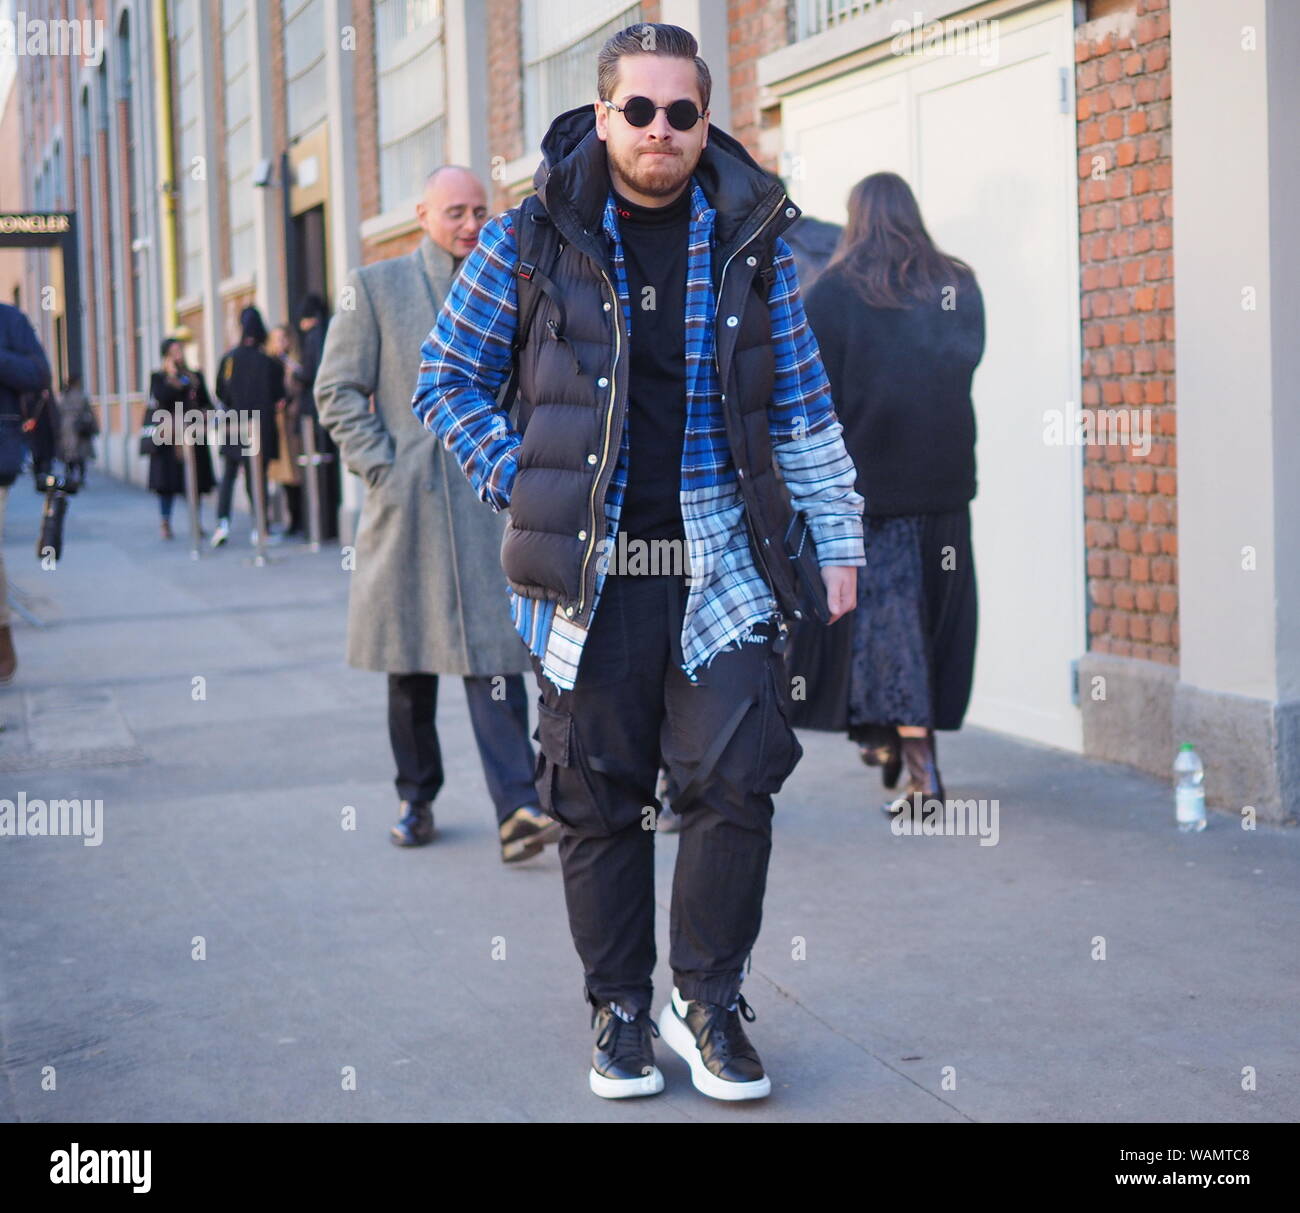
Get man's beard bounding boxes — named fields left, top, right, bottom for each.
left=609, top=143, right=695, bottom=199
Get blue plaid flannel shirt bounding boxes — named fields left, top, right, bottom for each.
left=413, top=179, right=865, bottom=690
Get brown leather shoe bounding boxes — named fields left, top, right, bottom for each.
left=160, top=518, right=173, bottom=540
left=0, top=625, right=15, bottom=683
left=499, top=805, right=562, bottom=863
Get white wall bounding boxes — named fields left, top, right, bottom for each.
left=1171, top=0, right=1286, bottom=702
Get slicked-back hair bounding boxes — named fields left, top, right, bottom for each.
left=596, top=23, right=711, bottom=113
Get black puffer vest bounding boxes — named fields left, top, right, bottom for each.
left=504, top=106, right=804, bottom=627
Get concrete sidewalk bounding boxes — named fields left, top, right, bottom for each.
left=1, top=473, right=1296, bottom=1123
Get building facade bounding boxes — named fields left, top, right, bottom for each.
left=3, top=0, right=1297, bottom=820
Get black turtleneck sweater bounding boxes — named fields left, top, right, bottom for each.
left=611, top=182, right=690, bottom=544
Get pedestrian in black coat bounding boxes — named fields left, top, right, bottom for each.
left=0, top=302, right=51, bottom=683
left=792, top=171, right=985, bottom=814
left=146, top=337, right=217, bottom=540
left=211, top=306, right=284, bottom=546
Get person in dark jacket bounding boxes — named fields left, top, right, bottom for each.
left=147, top=338, right=218, bottom=539
left=58, top=373, right=99, bottom=483
left=0, top=302, right=52, bottom=683
left=793, top=170, right=984, bottom=814
left=414, top=26, right=864, bottom=1102
left=212, top=306, right=283, bottom=547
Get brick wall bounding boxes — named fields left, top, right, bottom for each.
left=268, top=0, right=287, bottom=319
left=211, top=3, right=231, bottom=284
left=353, top=1, right=380, bottom=224
left=95, top=123, right=118, bottom=392
left=1077, top=0, right=1176, bottom=666
left=77, top=142, right=98, bottom=388
left=114, top=93, right=139, bottom=390
left=270, top=3, right=287, bottom=182
left=487, top=0, right=525, bottom=216
left=726, top=0, right=788, bottom=173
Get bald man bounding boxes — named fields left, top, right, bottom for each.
left=317, top=168, right=557, bottom=864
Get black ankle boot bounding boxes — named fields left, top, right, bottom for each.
left=390, top=800, right=435, bottom=846
left=882, top=731, right=944, bottom=816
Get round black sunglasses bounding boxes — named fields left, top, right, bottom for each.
left=602, top=97, right=706, bottom=131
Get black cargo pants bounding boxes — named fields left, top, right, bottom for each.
left=530, top=570, right=803, bottom=1019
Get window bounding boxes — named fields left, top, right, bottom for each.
left=375, top=0, right=445, bottom=210
left=223, top=0, right=255, bottom=276
left=283, top=0, right=327, bottom=140
left=521, top=0, right=642, bottom=156
left=791, top=0, right=883, bottom=42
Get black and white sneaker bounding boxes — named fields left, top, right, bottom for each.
left=588, top=1002, right=664, bottom=1099
left=658, top=987, right=772, bottom=1101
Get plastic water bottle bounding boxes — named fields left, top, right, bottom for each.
left=1173, top=743, right=1206, bottom=832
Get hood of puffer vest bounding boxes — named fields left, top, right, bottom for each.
left=531, top=105, right=797, bottom=256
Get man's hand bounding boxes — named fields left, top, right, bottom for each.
left=822, top=566, right=857, bottom=625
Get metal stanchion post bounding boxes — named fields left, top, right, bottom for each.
left=249, top=444, right=269, bottom=567
left=181, top=432, right=201, bottom=560
left=299, top=415, right=323, bottom=553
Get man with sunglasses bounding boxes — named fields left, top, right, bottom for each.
left=413, top=24, right=864, bottom=1102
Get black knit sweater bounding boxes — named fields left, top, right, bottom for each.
left=803, top=262, right=984, bottom=516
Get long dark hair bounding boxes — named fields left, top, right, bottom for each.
left=826, top=172, right=973, bottom=309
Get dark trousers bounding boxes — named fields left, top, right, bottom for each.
left=531, top=572, right=802, bottom=1018
left=217, top=453, right=267, bottom=524
left=283, top=483, right=304, bottom=534
left=388, top=672, right=538, bottom=827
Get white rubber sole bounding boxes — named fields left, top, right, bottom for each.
left=589, top=1065, right=664, bottom=1099
left=657, top=1000, right=772, bottom=1101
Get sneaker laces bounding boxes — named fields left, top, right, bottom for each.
left=695, top=994, right=758, bottom=1063
left=593, top=1004, right=659, bottom=1060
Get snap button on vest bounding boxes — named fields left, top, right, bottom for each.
left=602, top=301, right=611, bottom=311
left=597, top=376, right=609, bottom=387
left=586, top=453, right=597, bottom=464
left=746, top=255, right=757, bottom=266
left=578, top=530, right=587, bottom=541
left=726, top=316, right=738, bottom=327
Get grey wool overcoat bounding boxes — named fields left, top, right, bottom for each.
left=315, top=236, right=530, bottom=676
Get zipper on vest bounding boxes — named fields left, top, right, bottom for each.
left=713, top=191, right=788, bottom=605
left=574, top=266, right=623, bottom=620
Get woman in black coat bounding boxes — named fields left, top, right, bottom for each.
left=793, top=171, right=985, bottom=813
left=147, top=337, right=217, bottom=540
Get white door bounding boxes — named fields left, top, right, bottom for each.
left=780, top=1, right=1085, bottom=751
